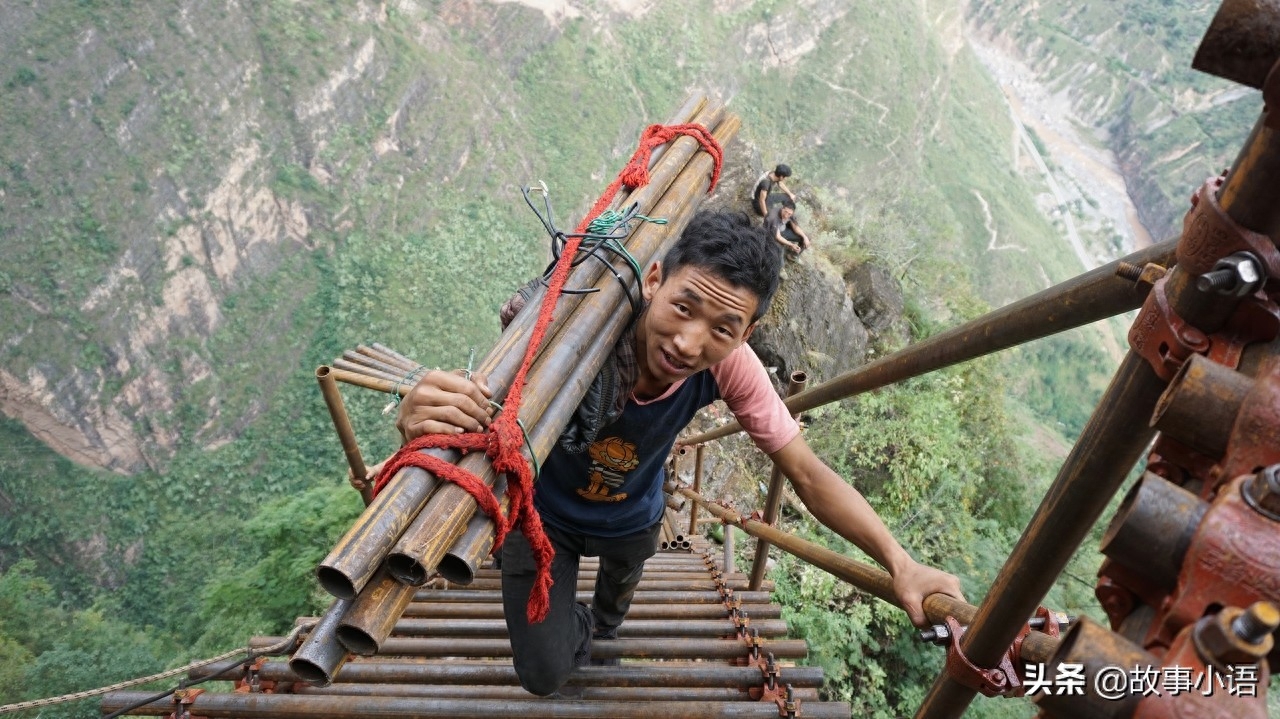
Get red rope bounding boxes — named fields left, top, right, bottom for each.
left=371, top=123, right=723, bottom=623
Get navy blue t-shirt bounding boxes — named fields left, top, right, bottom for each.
left=534, top=369, right=721, bottom=538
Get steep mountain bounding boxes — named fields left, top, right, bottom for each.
left=0, top=0, right=1259, bottom=712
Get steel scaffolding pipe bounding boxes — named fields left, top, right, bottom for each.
left=386, top=114, right=741, bottom=587
left=412, top=585, right=768, bottom=601
left=287, top=599, right=351, bottom=687
left=386, top=617, right=790, bottom=638
left=400, top=601, right=783, bottom=620
left=99, top=693, right=854, bottom=719
left=315, top=96, right=723, bottom=600
left=913, top=58, right=1280, bottom=719
left=197, top=660, right=827, bottom=688
left=455, top=577, right=771, bottom=591
left=295, top=684, right=821, bottom=702
left=748, top=370, right=808, bottom=589
left=334, top=569, right=423, bottom=656
left=256, top=636, right=809, bottom=661
left=682, top=239, right=1177, bottom=445
left=675, top=486, right=1060, bottom=665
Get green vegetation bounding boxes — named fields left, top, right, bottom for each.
left=0, top=0, right=1246, bottom=714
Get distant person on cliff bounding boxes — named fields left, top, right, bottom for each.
left=395, top=210, right=963, bottom=698
left=753, top=163, right=795, bottom=216
left=766, top=198, right=811, bottom=259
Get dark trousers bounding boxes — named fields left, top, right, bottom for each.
left=501, top=521, right=660, bottom=696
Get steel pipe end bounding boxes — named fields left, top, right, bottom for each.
left=436, top=554, right=478, bottom=585
left=386, top=553, right=430, bottom=586
left=288, top=655, right=338, bottom=687
left=335, top=624, right=380, bottom=656
left=316, top=566, right=357, bottom=601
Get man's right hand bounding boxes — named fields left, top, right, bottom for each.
left=395, top=369, right=495, bottom=441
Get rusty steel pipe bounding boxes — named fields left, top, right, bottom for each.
left=253, top=635, right=809, bottom=661
left=443, top=576, right=770, bottom=591
left=676, top=486, right=1060, bottom=664
left=201, top=659, right=826, bottom=687
left=436, top=480, right=509, bottom=584
left=400, top=601, right=782, bottom=619
left=334, top=569, right=423, bottom=657
left=387, top=617, right=789, bottom=638
left=287, top=599, right=351, bottom=688
left=341, top=349, right=416, bottom=380
left=1033, top=617, right=1159, bottom=719
left=749, top=370, right=808, bottom=589
left=1100, top=473, right=1209, bottom=592
left=316, top=366, right=374, bottom=506
left=358, top=344, right=419, bottom=372
left=316, top=102, right=729, bottom=599
left=324, top=365, right=410, bottom=396
left=295, top=684, right=819, bottom=702
left=688, top=444, right=705, bottom=534
left=1152, top=353, right=1256, bottom=458
left=684, top=239, right=1178, bottom=445
left=331, top=357, right=407, bottom=385
left=1193, top=0, right=1280, bottom=89
left=387, top=115, right=741, bottom=586
left=723, top=523, right=736, bottom=574
left=410, top=588, right=772, bottom=604
left=100, top=693, right=853, bottom=719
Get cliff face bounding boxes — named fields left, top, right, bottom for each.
left=964, top=0, right=1259, bottom=244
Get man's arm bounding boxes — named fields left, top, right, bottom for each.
left=768, top=434, right=963, bottom=626
left=787, top=220, right=811, bottom=249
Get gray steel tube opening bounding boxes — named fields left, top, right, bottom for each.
left=386, top=553, right=431, bottom=585
left=335, top=625, right=380, bottom=656
left=316, top=566, right=358, bottom=600
left=288, top=655, right=336, bottom=687
left=1100, top=473, right=1206, bottom=590
left=436, top=554, right=478, bottom=585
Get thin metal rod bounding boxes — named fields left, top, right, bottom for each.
left=749, top=371, right=808, bottom=589
left=688, top=444, right=705, bottom=534
left=676, top=486, right=1060, bottom=664
left=100, top=693, right=854, bottom=719
left=316, top=367, right=373, bottom=506
left=683, top=239, right=1177, bottom=445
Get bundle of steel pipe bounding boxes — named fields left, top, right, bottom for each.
left=293, top=97, right=740, bottom=681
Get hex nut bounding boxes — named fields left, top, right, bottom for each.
left=1244, top=465, right=1280, bottom=520
left=1194, top=607, right=1275, bottom=666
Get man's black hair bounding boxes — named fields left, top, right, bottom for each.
left=660, top=210, right=782, bottom=322
left=774, top=163, right=792, bottom=178
left=781, top=197, right=796, bottom=211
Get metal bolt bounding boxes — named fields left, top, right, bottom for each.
left=1232, top=602, right=1280, bottom=645
left=919, top=624, right=951, bottom=645
left=1196, top=252, right=1265, bottom=297
left=1244, top=464, right=1280, bottom=520
left=1116, top=262, right=1144, bottom=282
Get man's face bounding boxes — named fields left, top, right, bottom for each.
left=779, top=206, right=794, bottom=221
left=636, top=263, right=760, bottom=387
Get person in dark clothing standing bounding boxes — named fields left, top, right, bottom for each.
left=395, top=211, right=964, bottom=698
left=753, top=163, right=795, bottom=216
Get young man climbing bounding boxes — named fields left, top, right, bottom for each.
left=395, top=210, right=963, bottom=697
left=752, top=163, right=795, bottom=216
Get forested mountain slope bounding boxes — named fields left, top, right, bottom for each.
left=0, top=0, right=1262, bottom=715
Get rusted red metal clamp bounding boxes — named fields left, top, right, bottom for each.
left=1179, top=175, right=1280, bottom=283
left=941, top=616, right=1027, bottom=697
left=1129, top=276, right=1211, bottom=381
left=233, top=657, right=282, bottom=694
left=167, top=688, right=207, bottom=719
